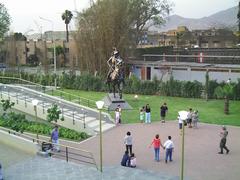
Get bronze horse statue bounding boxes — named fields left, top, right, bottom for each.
left=106, top=63, right=124, bottom=99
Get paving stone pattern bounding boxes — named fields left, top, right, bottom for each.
left=4, top=157, right=179, bottom=180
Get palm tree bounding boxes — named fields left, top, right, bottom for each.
left=61, top=10, right=73, bottom=42
left=214, top=83, right=233, bottom=115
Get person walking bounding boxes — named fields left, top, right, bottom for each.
left=218, top=126, right=230, bottom=154
left=51, top=125, right=60, bottom=152
left=124, top=131, right=133, bottom=154
left=160, top=103, right=168, bottom=123
left=163, top=136, right=174, bottom=163
left=145, top=104, right=151, bottom=123
left=149, top=134, right=164, bottom=162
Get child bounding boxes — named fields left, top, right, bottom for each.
left=139, top=108, right=144, bottom=123
left=192, top=110, right=199, bottom=128
left=149, top=134, right=164, bottom=162
left=115, top=108, right=120, bottom=125
left=163, top=136, right=174, bottom=163
left=130, top=153, right=137, bottom=168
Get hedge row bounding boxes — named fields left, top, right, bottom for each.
left=1, top=72, right=240, bottom=100
left=0, top=112, right=90, bottom=141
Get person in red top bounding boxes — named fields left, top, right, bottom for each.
left=149, top=134, right=164, bottom=162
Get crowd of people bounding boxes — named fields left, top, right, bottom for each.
left=119, top=102, right=230, bottom=169
left=121, top=132, right=175, bottom=167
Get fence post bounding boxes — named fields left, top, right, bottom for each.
left=16, top=93, right=18, bottom=104
left=72, top=109, right=75, bottom=125
left=66, top=147, right=68, bottom=162
left=25, top=96, right=27, bottom=107
left=43, top=102, right=45, bottom=114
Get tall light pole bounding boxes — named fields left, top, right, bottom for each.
left=178, top=111, right=188, bottom=180
left=39, top=17, right=57, bottom=88
left=96, top=101, right=104, bottom=172
left=32, top=99, right=39, bottom=141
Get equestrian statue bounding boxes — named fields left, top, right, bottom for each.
left=106, top=48, right=125, bottom=99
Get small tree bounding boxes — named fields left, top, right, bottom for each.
left=214, top=83, right=233, bottom=115
left=47, top=104, right=64, bottom=123
left=1, top=99, right=15, bottom=115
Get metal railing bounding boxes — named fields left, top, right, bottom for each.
left=0, top=85, right=89, bottom=129
left=0, top=126, right=98, bottom=169
left=0, top=76, right=108, bottom=110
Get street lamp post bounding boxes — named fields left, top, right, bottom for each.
left=32, top=99, right=39, bottom=141
left=39, top=17, right=57, bottom=89
left=96, top=101, right=104, bottom=172
left=178, top=110, right=188, bottom=180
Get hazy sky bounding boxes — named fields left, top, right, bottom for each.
left=0, top=0, right=238, bottom=34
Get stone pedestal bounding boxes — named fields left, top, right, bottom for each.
left=102, top=93, right=132, bottom=110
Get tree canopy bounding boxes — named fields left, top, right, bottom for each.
left=0, top=3, right=11, bottom=39
left=74, top=0, right=171, bottom=74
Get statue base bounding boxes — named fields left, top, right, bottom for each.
left=102, top=93, right=132, bottom=110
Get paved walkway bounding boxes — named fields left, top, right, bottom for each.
left=4, top=156, right=178, bottom=180
left=2, top=121, right=240, bottom=180
left=74, top=121, right=240, bottom=180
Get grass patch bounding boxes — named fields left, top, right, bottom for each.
left=57, top=89, right=240, bottom=126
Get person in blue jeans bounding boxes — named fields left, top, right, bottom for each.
left=149, top=134, right=164, bottom=162
left=145, top=104, right=151, bottom=123
left=163, top=136, right=174, bottom=163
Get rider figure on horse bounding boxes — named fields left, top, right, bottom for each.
left=107, top=48, right=123, bottom=81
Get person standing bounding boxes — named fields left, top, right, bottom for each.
left=218, top=126, right=230, bottom=154
left=124, top=131, right=133, bottom=154
left=139, top=107, right=144, bottom=123
left=117, top=104, right=122, bottom=123
left=149, top=134, right=164, bottom=162
left=145, top=104, right=151, bottom=123
left=115, top=107, right=120, bottom=125
left=192, top=110, right=199, bottom=128
left=160, top=103, right=168, bottom=123
left=187, top=108, right=193, bottom=128
left=51, top=125, right=60, bottom=152
left=163, top=136, right=174, bottom=163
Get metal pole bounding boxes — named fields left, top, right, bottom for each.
left=83, top=112, right=86, bottom=129
left=180, top=120, right=185, bottom=180
left=53, top=41, right=56, bottom=89
left=99, top=109, right=103, bottom=172
left=66, top=147, right=68, bottom=162
left=34, top=105, right=39, bottom=142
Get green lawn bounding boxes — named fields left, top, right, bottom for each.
left=59, top=89, right=240, bottom=126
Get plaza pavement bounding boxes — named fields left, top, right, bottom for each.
left=2, top=121, right=240, bottom=180
left=73, top=121, right=240, bottom=180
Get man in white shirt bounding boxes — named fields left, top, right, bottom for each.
left=164, top=136, right=174, bottom=163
